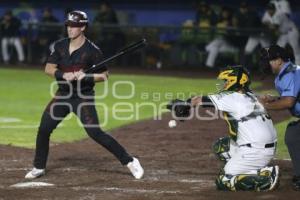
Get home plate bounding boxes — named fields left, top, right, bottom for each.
left=10, top=182, right=55, bottom=188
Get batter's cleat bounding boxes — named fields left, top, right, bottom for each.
left=269, top=165, right=280, bottom=191
left=127, top=157, right=144, bottom=179
left=25, top=168, right=45, bottom=179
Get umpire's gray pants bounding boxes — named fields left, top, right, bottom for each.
left=285, top=120, right=300, bottom=176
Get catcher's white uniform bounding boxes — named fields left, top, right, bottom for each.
left=208, top=91, right=277, bottom=175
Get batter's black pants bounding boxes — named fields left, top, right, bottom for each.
left=33, top=97, right=133, bottom=169
left=285, top=120, right=300, bottom=176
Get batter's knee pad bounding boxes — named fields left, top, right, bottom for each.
left=212, top=136, right=231, bottom=162
left=216, top=173, right=272, bottom=191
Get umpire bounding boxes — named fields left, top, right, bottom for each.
left=260, top=45, right=300, bottom=190
left=25, top=10, right=144, bottom=179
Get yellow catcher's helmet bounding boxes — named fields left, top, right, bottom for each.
left=217, top=65, right=251, bottom=91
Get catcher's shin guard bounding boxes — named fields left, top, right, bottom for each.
left=212, top=136, right=231, bottom=162
left=215, top=174, right=236, bottom=191
left=216, top=166, right=279, bottom=191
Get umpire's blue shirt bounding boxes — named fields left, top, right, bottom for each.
left=275, top=61, right=300, bottom=117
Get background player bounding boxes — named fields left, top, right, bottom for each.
left=25, top=10, right=144, bottom=180
left=167, top=66, right=279, bottom=191
left=263, top=3, right=300, bottom=65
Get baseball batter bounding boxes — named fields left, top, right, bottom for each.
left=25, top=10, right=144, bottom=179
left=167, top=66, right=279, bottom=191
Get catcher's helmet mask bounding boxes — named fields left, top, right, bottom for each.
left=217, top=65, right=251, bottom=92
left=65, top=10, right=88, bottom=27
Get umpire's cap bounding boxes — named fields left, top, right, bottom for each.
left=65, top=10, right=88, bottom=27
left=261, top=45, right=288, bottom=61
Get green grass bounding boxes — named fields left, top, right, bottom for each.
left=0, top=68, right=291, bottom=160
left=275, top=118, right=298, bottom=159
left=0, top=68, right=219, bottom=148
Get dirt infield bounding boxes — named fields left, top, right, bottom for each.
left=0, top=108, right=299, bottom=200
left=1, top=69, right=299, bottom=199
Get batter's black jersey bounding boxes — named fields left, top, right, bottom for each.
left=47, top=37, right=107, bottom=96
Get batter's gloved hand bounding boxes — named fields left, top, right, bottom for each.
left=166, top=99, right=191, bottom=118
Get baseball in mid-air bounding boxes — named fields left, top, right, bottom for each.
left=168, top=120, right=177, bottom=128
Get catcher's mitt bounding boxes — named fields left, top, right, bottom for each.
left=166, top=99, right=191, bottom=118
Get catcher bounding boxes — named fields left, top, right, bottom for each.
left=167, top=66, right=279, bottom=191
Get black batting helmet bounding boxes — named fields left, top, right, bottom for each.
left=65, top=10, right=88, bottom=27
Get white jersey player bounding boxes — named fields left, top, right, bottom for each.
left=270, top=0, right=291, bottom=15
left=209, top=90, right=277, bottom=147
left=263, top=3, right=300, bottom=65
left=245, top=1, right=292, bottom=56
left=190, top=66, right=279, bottom=191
